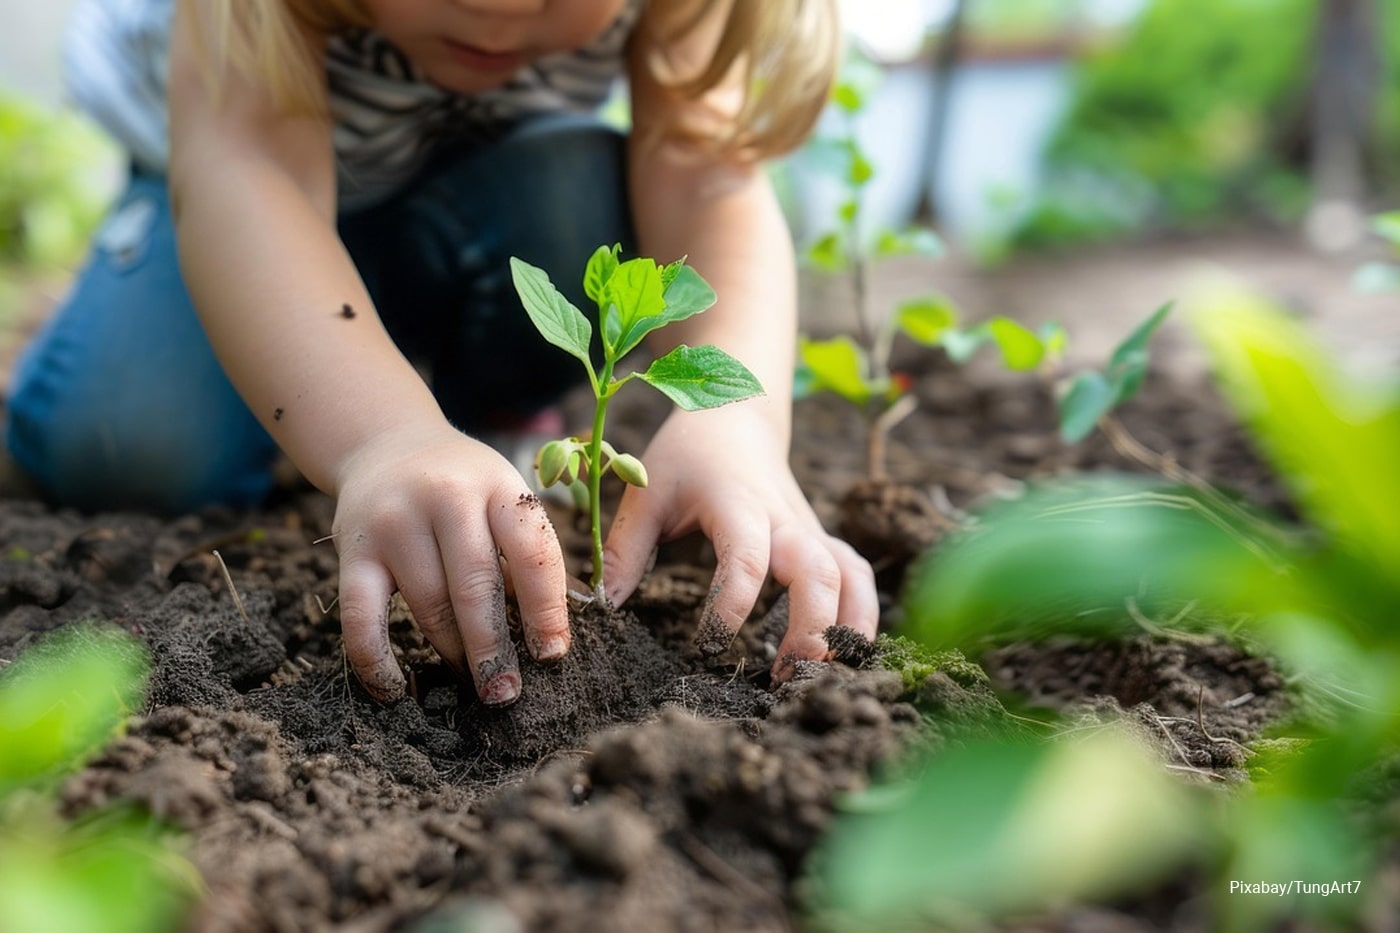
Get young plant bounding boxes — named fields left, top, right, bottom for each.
left=817, top=286, right=1400, bottom=929
left=510, top=245, right=764, bottom=597
left=796, top=60, right=1069, bottom=479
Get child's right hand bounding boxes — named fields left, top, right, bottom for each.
left=329, top=422, right=573, bottom=706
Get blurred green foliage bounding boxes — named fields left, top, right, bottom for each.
left=816, top=286, right=1400, bottom=928
left=1011, top=0, right=1318, bottom=250
left=0, top=93, right=117, bottom=270
left=0, top=626, right=195, bottom=933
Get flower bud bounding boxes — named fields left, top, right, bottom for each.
left=535, top=440, right=570, bottom=487
left=609, top=452, right=649, bottom=487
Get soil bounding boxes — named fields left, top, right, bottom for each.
left=1, top=231, right=1384, bottom=931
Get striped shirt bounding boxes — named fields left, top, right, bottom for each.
left=63, top=0, right=643, bottom=205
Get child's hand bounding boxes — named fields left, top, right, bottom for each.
left=602, top=405, right=878, bottom=681
left=330, top=422, right=572, bottom=705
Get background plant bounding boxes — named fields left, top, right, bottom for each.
left=796, top=58, right=1068, bottom=480
left=812, top=285, right=1400, bottom=929
left=0, top=93, right=116, bottom=270
left=0, top=625, right=196, bottom=932
left=1008, top=0, right=1316, bottom=252
left=512, top=245, right=764, bottom=597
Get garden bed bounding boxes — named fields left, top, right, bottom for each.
left=11, top=227, right=1399, bottom=928
left=0, top=343, right=1300, bottom=930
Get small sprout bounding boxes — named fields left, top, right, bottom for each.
left=512, top=245, right=763, bottom=595
left=535, top=439, right=574, bottom=487
left=608, top=452, right=648, bottom=487
left=796, top=53, right=1068, bottom=481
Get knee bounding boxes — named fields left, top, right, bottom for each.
left=5, top=376, right=274, bottom=515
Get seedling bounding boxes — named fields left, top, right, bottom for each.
left=796, top=62, right=1068, bottom=479
left=511, top=246, right=764, bottom=597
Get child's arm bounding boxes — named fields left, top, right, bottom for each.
left=602, top=4, right=879, bottom=678
left=166, top=2, right=571, bottom=704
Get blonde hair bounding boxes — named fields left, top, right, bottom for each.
left=640, top=0, right=843, bottom=158
left=180, top=0, right=841, bottom=159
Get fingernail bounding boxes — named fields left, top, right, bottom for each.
left=482, top=672, right=521, bottom=706
left=534, top=635, right=569, bottom=662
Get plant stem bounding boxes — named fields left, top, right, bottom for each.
left=587, top=362, right=617, bottom=596
left=867, top=394, right=919, bottom=481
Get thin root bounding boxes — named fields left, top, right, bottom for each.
left=213, top=549, right=250, bottom=625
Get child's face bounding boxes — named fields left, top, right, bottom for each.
left=360, top=0, right=631, bottom=92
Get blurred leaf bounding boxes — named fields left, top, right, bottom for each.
left=1105, top=302, right=1172, bottom=403
left=873, top=227, right=945, bottom=261
left=941, top=323, right=993, bottom=364
left=0, top=806, right=194, bottom=933
left=797, top=336, right=874, bottom=406
left=805, top=232, right=846, bottom=272
left=0, top=627, right=149, bottom=794
left=1038, top=321, right=1069, bottom=359
left=1059, top=371, right=1115, bottom=443
left=849, top=151, right=875, bottom=188
left=903, top=476, right=1294, bottom=650
left=1189, top=288, right=1400, bottom=580
left=988, top=316, right=1045, bottom=371
left=895, top=297, right=958, bottom=346
left=1371, top=212, right=1400, bottom=247
left=832, top=82, right=864, bottom=114
left=815, top=730, right=1200, bottom=923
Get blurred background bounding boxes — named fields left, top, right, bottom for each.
left=1, top=0, right=1398, bottom=386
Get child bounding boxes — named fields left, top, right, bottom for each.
left=5, top=0, right=877, bottom=706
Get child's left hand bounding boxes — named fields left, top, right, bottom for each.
left=601, top=403, right=878, bottom=680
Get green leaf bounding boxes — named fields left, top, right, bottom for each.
left=1058, top=371, right=1114, bottom=443
left=895, top=297, right=958, bottom=346
left=638, top=345, right=765, bottom=411
left=0, top=806, right=196, bottom=933
left=798, top=336, right=874, bottom=405
left=838, top=200, right=858, bottom=225
left=1372, top=212, right=1400, bottom=247
left=608, top=262, right=718, bottom=360
left=874, top=227, right=945, bottom=260
left=1105, top=302, right=1172, bottom=403
left=941, top=324, right=993, bottom=364
left=659, top=257, right=686, bottom=289
left=582, top=244, right=621, bottom=307
left=903, top=475, right=1293, bottom=650
left=510, top=258, right=594, bottom=368
left=832, top=82, right=864, bottom=113
left=0, top=627, right=149, bottom=794
left=602, top=258, right=668, bottom=358
left=806, top=232, right=847, bottom=272
left=816, top=730, right=1199, bottom=923
left=989, top=317, right=1046, bottom=371
left=849, top=151, right=875, bottom=188
left=1038, top=321, right=1069, bottom=358
left=659, top=265, right=717, bottom=321
left=1189, top=288, right=1400, bottom=579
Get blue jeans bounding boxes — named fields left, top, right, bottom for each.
left=5, top=118, right=634, bottom=514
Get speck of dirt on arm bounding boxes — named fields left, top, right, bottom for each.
left=273, top=408, right=285, bottom=421
left=516, top=492, right=542, bottom=510
left=340, top=303, right=357, bottom=319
